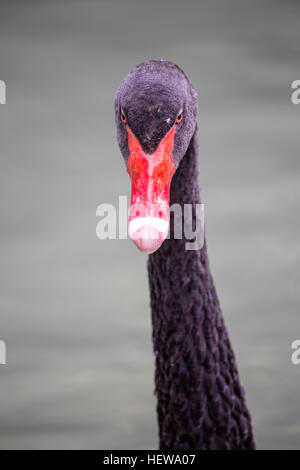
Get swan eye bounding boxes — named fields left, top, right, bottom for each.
left=121, top=111, right=127, bottom=124
left=175, top=112, right=183, bottom=124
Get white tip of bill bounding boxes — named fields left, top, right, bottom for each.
left=128, top=217, right=169, bottom=254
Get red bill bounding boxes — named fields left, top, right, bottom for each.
left=126, top=125, right=175, bottom=254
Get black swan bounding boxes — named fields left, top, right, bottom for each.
left=114, top=60, right=255, bottom=450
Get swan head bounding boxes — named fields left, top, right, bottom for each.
left=114, top=60, right=198, bottom=254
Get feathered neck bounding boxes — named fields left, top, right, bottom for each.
left=147, top=129, right=255, bottom=450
